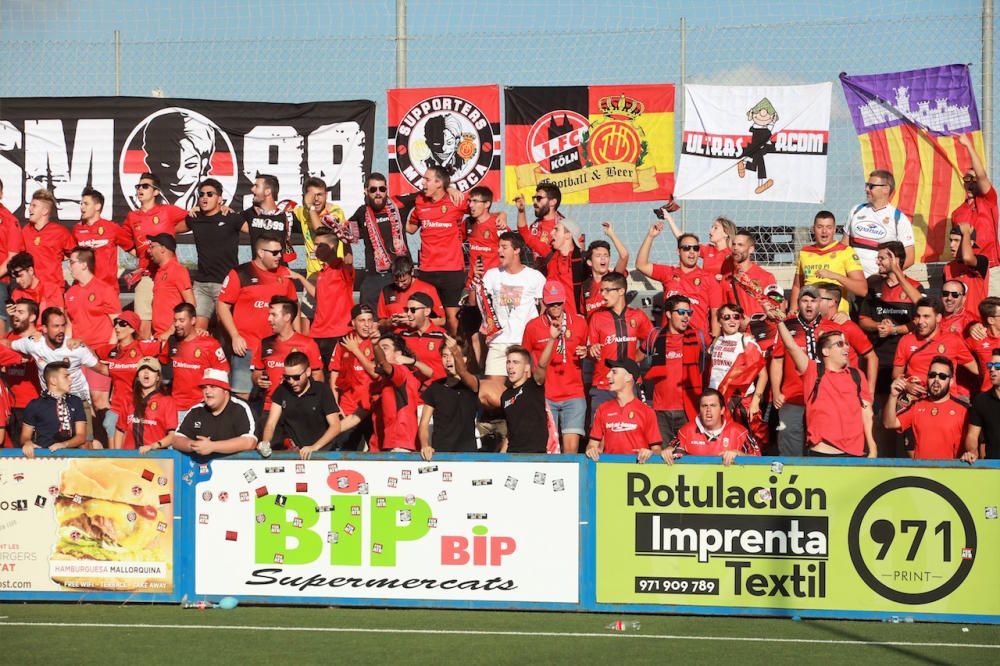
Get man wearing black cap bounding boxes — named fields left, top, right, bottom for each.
left=586, top=358, right=661, bottom=462
left=328, top=304, right=378, bottom=450
left=148, top=233, right=195, bottom=338
left=401, top=291, right=448, bottom=383
left=945, top=223, right=989, bottom=320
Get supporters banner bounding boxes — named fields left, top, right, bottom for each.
left=0, top=456, right=175, bottom=595
left=673, top=83, right=831, bottom=203
left=504, top=84, right=675, bottom=204
left=595, top=463, right=1000, bottom=617
left=840, top=65, right=984, bottom=261
left=387, top=85, right=501, bottom=195
left=194, top=459, right=579, bottom=603
left=0, top=96, right=375, bottom=223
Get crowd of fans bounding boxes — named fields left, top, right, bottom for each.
left=0, top=133, right=998, bottom=466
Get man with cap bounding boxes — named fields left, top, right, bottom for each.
left=259, top=350, right=341, bottom=460
left=173, top=368, right=257, bottom=456
left=585, top=358, right=661, bottom=462
left=148, top=233, right=195, bottom=338
left=945, top=223, right=989, bottom=319
left=168, top=302, right=229, bottom=423
left=400, top=291, right=449, bottom=384
left=328, top=304, right=377, bottom=450
left=661, top=389, right=758, bottom=466
left=377, top=255, right=444, bottom=333
left=522, top=280, right=588, bottom=453
left=21, top=361, right=87, bottom=458
left=543, top=218, right=586, bottom=316
left=636, top=219, right=721, bottom=337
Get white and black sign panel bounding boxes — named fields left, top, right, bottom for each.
left=0, top=97, right=375, bottom=222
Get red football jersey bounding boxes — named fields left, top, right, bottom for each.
left=73, top=219, right=131, bottom=291
left=371, top=364, right=421, bottom=451
left=896, top=397, right=966, bottom=459
left=329, top=338, right=375, bottom=414
left=117, top=392, right=178, bottom=450
left=377, top=278, right=443, bottom=331
left=672, top=418, right=755, bottom=457
left=699, top=244, right=731, bottom=280
left=400, top=324, right=448, bottom=383
left=521, top=313, right=587, bottom=401
left=96, top=340, right=166, bottom=420
left=408, top=193, right=469, bottom=271
left=168, top=335, right=229, bottom=410
left=11, top=279, right=64, bottom=312
left=894, top=330, right=974, bottom=397
left=151, top=258, right=192, bottom=336
left=64, top=278, right=119, bottom=348
left=310, top=260, right=356, bottom=338
left=590, top=397, right=661, bottom=454
left=588, top=307, right=653, bottom=391
left=218, top=263, right=298, bottom=348
left=1, top=332, right=39, bottom=409
left=467, top=214, right=506, bottom=283
left=123, top=204, right=189, bottom=273
left=253, top=332, right=323, bottom=409
left=650, top=263, right=721, bottom=333
left=22, top=222, right=74, bottom=293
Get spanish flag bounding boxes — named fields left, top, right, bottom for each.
left=840, top=65, right=984, bottom=261
left=504, top=84, right=674, bottom=204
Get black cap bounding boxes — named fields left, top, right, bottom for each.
left=147, top=233, right=177, bottom=252
left=351, top=303, right=375, bottom=319
left=408, top=291, right=438, bottom=318
left=606, top=357, right=642, bottom=382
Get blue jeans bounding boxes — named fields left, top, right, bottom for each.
left=547, top=397, right=586, bottom=437
left=230, top=351, right=253, bottom=394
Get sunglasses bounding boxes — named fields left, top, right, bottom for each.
left=864, top=182, right=888, bottom=189
left=941, top=290, right=963, bottom=298
left=532, top=195, right=546, bottom=202
left=367, top=186, right=387, bottom=193
left=720, top=314, right=741, bottom=321
left=134, top=183, right=156, bottom=191
left=283, top=371, right=305, bottom=382
left=963, top=175, right=976, bottom=183
left=198, top=191, right=218, bottom=198
left=405, top=306, right=427, bottom=313
left=927, top=371, right=952, bottom=380
left=679, top=244, right=699, bottom=252
left=9, top=270, right=23, bottom=280
left=987, top=362, right=1000, bottom=370
left=260, top=248, right=282, bottom=257
left=113, top=319, right=133, bottom=328
left=672, top=308, right=694, bottom=316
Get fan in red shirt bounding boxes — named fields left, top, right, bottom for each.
left=521, top=281, right=588, bottom=453
left=939, top=279, right=978, bottom=337
left=7, top=252, right=64, bottom=313
left=357, top=333, right=430, bottom=452
left=544, top=218, right=587, bottom=316
left=580, top=224, right=631, bottom=321
left=21, top=189, right=74, bottom=297
left=122, top=172, right=190, bottom=338
left=465, top=185, right=509, bottom=289
left=167, top=303, right=229, bottom=415
left=814, top=282, right=877, bottom=388
left=770, top=287, right=823, bottom=456
left=0, top=180, right=24, bottom=301
left=404, top=165, right=469, bottom=334
left=329, top=306, right=379, bottom=449
left=720, top=230, right=779, bottom=319
left=662, top=389, right=758, bottom=465
left=400, top=292, right=448, bottom=384
left=645, top=295, right=705, bottom=443
left=586, top=358, right=661, bottom=461
left=893, top=298, right=978, bottom=402
left=951, top=133, right=999, bottom=267
left=116, top=356, right=177, bottom=452
left=252, top=297, right=322, bottom=417
left=74, top=187, right=131, bottom=292
left=586, top=271, right=653, bottom=414
left=514, top=183, right=562, bottom=268
left=966, top=297, right=1000, bottom=393
left=300, top=229, right=356, bottom=369
left=883, top=357, right=967, bottom=459
left=945, top=224, right=989, bottom=319
left=147, top=234, right=195, bottom=338
left=637, top=220, right=721, bottom=336
left=377, top=256, right=444, bottom=333
left=1, top=300, right=41, bottom=445
left=659, top=207, right=735, bottom=282
left=217, top=234, right=298, bottom=398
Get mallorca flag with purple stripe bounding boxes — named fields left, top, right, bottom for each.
left=840, top=65, right=985, bottom=261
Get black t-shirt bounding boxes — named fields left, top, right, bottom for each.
left=178, top=395, right=256, bottom=443
left=858, top=274, right=925, bottom=368
left=970, top=389, right=1000, bottom=459
left=242, top=207, right=294, bottom=249
left=349, top=195, right=416, bottom=274
left=271, top=380, right=340, bottom=448
left=421, top=377, right=479, bottom=453
left=23, top=393, right=86, bottom=447
left=501, top=378, right=548, bottom=453
left=188, top=211, right=243, bottom=283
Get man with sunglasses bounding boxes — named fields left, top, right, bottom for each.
left=646, top=294, right=704, bottom=445
left=73, top=187, right=130, bottom=293
left=884, top=356, right=966, bottom=459
left=377, top=255, right=443, bottom=333
left=706, top=302, right=769, bottom=446
left=770, top=286, right=824, bottom=456
left=544, top=217, right=587, bottom=316
left=893, top=297, right=977, bottom=404
left=637, top=220, right=721, bottom=336
left=168, top=302, right=228, bottom=424
left=259, top=351, right=340, bottom=459
left=843, top=170, right=915, bottom=277
left=7, top=252, right=64, bottom=314
left=217, top=234, right=298, bottom=400
left=940, top=279, right=977, bottom=336
left=965, top=298, right=1000, bottom=395
left=400, top=292, right=449, bottom=384
left=522, top=280, right=588, bottom=453
left=123, top=172, right=191, bottom=339
left=349, top=173, right=413, bottom=308
left=186, top=178, right=243, bottom=329
left=951, top=134, right=998, bottom=284
left=964, top=348, right=1000, bottom=462
left=513, top=183, right=562, bottom=267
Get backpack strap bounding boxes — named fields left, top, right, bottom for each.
left=810, top=362, right=864, bottom=405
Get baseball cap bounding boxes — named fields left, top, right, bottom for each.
left=199, top=368, right=231, bottom=391
left=558, top=218, right=583, bottom=247
left=542, top=280, right=567, bottom=305
left=115, top=311, right=141, bottom=331
left=950, top=225, right=979, bottom=247
left=147, top=233, right=177, bottom=253
left=408, top=291, right=439, bottom=317
left=137, top=356, right=161, bottom=374
left=799, top=285, right=820, bottom=300
left=607, top=357, right=642, bottom=382
left=351, top=303, right=375, bottom=319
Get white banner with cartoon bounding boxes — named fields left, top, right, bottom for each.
left=674, top=83, right=832, bottom=203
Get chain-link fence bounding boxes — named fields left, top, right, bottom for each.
left=0, top=0, right=995, bottom=267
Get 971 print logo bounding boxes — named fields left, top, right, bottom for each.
left=848, top=476, right=976, bottom=605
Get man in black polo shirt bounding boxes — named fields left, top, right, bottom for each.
left=188, top=177, right=243, bottom=329
left=501, top=338, right=557, bottom=454
left=420, top=336, right=480, bottom=459
left=21, top=361, right=87, bottom=458
left=259, top=351, right=341, bottom=459
left=173, top=368, right=257, bottom=456
left=964, top=347, right=1000, bottom=462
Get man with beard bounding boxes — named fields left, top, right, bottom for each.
left=376, top=256, right=443, bottom=333
left=719, top=229, right=778, bottom=320
left=292, top=176, right=351, bottom=281
left=944, top=223, right=988, bottom=317
left=883, top=356, right=966, bottom=459
left=514, top=183, right=562, bottom=267
left=940, top=279, right=977, bottom=336
left=893, top=297, right=977, bottom=403
left=240, top=174, right=295, bottom=262
left=349, top=173, right=413, bottom=308
left=770, top=286, right=823, bottom=456
left=951, top=134, right=998, bottom=294
left=2, top=299, right=41, bottom=445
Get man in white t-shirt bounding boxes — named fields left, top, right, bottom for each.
left=844, top=169, right=915, bottom=277
left=472, top=231, right=545, bottom=408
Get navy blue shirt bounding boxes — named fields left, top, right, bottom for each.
left=23, top=393, right=86, bottom=447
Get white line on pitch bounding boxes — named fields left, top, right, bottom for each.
left=0, top=621, right=996, bottom=650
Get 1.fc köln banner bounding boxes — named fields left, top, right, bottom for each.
left=840, top=65, right=985, bottom=261
left=674, top=83, right=831, bottom=203
left=0, top=97, right=375, bottom=222
left=387, top=85, right=501, bottom=194
left=504, top=84, right=675, bottom=204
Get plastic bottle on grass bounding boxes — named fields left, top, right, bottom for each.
left=605, top=620, right=641, bottom=631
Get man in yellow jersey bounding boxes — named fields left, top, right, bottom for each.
left=791, top=210, right=867, bottom=315
left=292, top=177, right=351, bottom=329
